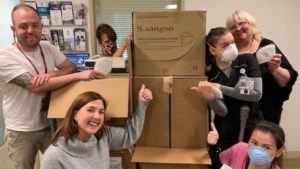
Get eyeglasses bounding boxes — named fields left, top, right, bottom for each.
left=230, top=21, right=249, bottom=31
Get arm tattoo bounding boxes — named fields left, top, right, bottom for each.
left=11, top=72, right=33, bottom=87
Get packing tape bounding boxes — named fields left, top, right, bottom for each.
left=162, top=76, right=173, bottom=94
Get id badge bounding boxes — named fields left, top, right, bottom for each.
left=239, top=77, right=254, bottom=95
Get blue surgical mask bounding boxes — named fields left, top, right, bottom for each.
left=248, top=146, right=272, bottom=166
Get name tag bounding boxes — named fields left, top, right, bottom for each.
left=239, top=77, right=254, bottom=95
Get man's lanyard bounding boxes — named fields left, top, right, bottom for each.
left=16, top=43, right=48, bottom=74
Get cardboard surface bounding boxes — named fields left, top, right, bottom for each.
left=132, top=11, right=206, bottom=76
left=137, top=164, right=210, bottom=169
left=133, top=76, right=208, bottom=148
left=171, top=77, right=208, bottom=148
left=132, top=146, right=211, bottom=165
left=48, top=77, right=129, bottom=118
left=133, top=77, right=170, bottom=147
left=126, top=39, right=133, bottom=77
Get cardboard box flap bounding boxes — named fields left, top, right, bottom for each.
left=133, top=11, right=206, bottom=61
left=48, top=77, right=129, bottom=118
left=132, top=146, right=211, bottom=165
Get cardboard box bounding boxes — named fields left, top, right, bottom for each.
left=132, top=11, right=206, bottom=76
left=131, top=76, right=210, bottom=168
left=136, top=164, right=210, bottom=169
left=110, top=148, right=135, bottom=169
left=132, top=147, right=211, bottom=169
left=132, top=76, right=208, bottom=148
left=48, top=76, right=129, bottom=118
left=133, top=77, right=170, bottom=147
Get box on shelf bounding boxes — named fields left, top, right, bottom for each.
left=48, top=77, right=129, bottom=118
left=132, top=11, right=206, bottom=76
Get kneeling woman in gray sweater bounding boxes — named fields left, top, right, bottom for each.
left=42, top=84, right=152, bottom=169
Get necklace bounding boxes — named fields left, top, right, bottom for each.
left=246, top=39, right=254, bottom=53
left=239, top=39, right=253, bottom=54
left=16, top=43, right=48, bottom=74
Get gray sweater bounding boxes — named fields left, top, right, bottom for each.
left=41, top=100, right=148, bottom=169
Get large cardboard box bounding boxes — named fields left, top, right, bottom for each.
left=132, top=11, right=206, bottom=76
left=131, top=76, right=210, bottom=168
left=48, top=76, right=129, bottom=118
left=132, top=76, right=208, bottom=148
left=132, top=147, right=211, bottom=169
left=133, top=77, right=170, bottom=147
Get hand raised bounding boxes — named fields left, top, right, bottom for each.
left=267, top=53, right=282, bottom=72
left=190, top=81, right=216, bottom=101
left=207, top=122, right=219, bottom=145
left=78, top=70, right=104, bottom=80
left=139, top=84, right=153, bottom=102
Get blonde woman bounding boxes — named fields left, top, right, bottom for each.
left=226, top=10, right=298, bottom=124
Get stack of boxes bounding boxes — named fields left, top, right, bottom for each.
left=48, top=10, right=210, bottom=169
left=130, top=11, right=211, bottom=168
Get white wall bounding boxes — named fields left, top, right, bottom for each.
left=0, top=0, right=20, bottom=48
left=0, top=0, right=20, bottom=145
left=182, top=0, right=300, bottom=153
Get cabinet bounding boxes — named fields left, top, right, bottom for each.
left=23, top=0, right=94, bottom=70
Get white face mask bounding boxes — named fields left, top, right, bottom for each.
left=221, top=43, right=238, bottom=63
left=256, top=44, right=275, bottom=64
left=94, top=57, right=113, bottom=75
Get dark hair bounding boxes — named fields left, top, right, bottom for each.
left=11, top=4, right=40, bottom=23
left=250, top=121, right=285, bottom=167
left=253, top=120, right=285, bottom=149
left=96, top=23, right=117, bottom=44
left=205, top=27, right=230, bottom=68
left=51, top=91, right=108, bottom=144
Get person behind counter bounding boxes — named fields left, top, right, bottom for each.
left=95, top=23, right=132, bottom=57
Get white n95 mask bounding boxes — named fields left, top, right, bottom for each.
left=222, top=43, right=238, bottom=63
left=94, top=57, right=113, bottom=75
left=256, top=44, right=275, bottom=64
left=220, top=164, right=232, bottom=169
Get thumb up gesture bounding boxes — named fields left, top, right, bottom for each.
left=207, top=122, right=219, bottom=145
left=139, top=84, right=153, bottom=102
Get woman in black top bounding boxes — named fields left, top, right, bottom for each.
left=192, top=27, right=263, bottom=169
left=226, top=10, right=298, bottom=124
